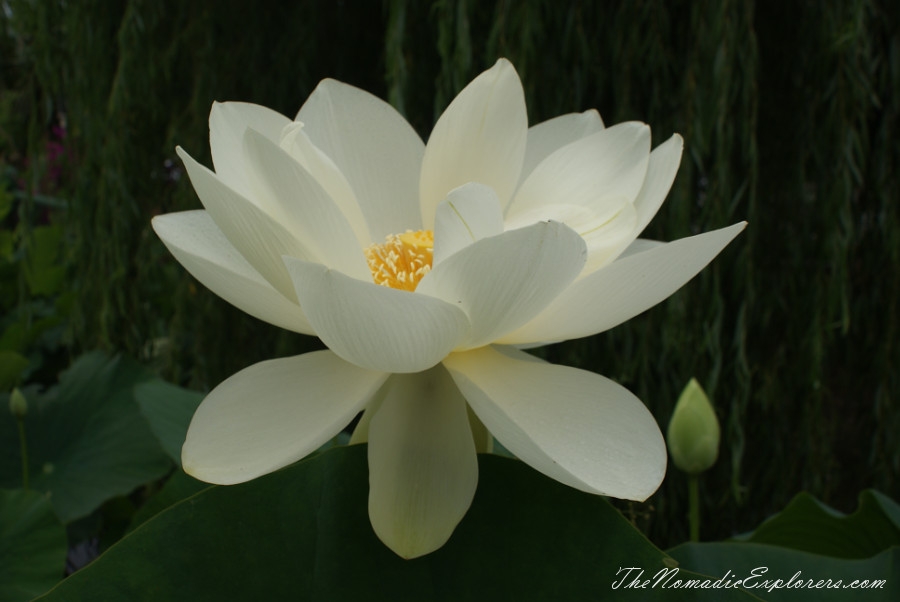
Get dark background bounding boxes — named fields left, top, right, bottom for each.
left=1, top=0, right=897, bottom=548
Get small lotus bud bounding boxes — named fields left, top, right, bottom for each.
left=666, top=378, right=720, bottom=475
left=9, top=387, right=28, bottom=418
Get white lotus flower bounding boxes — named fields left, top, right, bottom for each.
left=152, top=58, right=745, bottom=558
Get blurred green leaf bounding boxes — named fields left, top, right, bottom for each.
left=22, top=225, right=65, bottom=296
left=38, top=446, right=760, bottom=601
left=0, top=353, right=172, bottom=522
left=0, top=350, right=29, bottom=390
left=0, top=488, right=66, bottom=602
left=0, top=303, right=66, bottom=356
left=668, top=542, right=896, bottom=601
left=0, top=229, right=13, bottom=260
left=0, top=321, right=29, bottom=352
left=0, top=186, right=13, bottom=221
left=134, top=379, right=203, bottom=465
left=738, top=490, right=900, bottom=559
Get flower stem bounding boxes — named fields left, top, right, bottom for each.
left=17, top=416, right=29, bottom=491
left=688, top=474, right=700, bottom=542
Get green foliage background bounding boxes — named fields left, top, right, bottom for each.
left=2, top=0, right=897, bottom=548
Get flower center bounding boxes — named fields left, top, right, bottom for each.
left=364, top=230, right=434, bottom=291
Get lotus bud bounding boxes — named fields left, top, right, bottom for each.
left=666, top=378, right=720, bottom=475
left=9, top=387, right=28, bottom=418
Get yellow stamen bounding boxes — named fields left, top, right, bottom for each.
left=364, top=229, right=434, bottom=291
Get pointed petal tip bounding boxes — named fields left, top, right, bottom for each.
left=584, top=108, right=604, bottom=127
left=311, top=77, right=345, bottom=96
left=721, top=220, right=749, bottom=240
left=486, top=57, right=521, bottom=83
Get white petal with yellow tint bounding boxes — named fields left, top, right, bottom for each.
left=152, top=211, right=315, bottom=335
left=443, top=346, right=666, bottom=501
left=508, top=122, right=650, bottom=222
left=502, top=201, right=637, bottom=275
left=632, top=134, right=684, bottom=236
left=182, top=351, right=389, bottom=485
left=367, top=367, right=478, bottom=559
left=497, top=222, right=747, bottom=345
left=417, top=220, right=586, bottom=349
left=297, top=79, right=424, bottom=239
left=432, top=183, right=505, bottom=266
left=348, top=381, right=390, bottom=445
left=284, top=258, right=469, bottom=373
left=520, top=109, right=605, bottom=183
left=209, top=101, right=291, bottom=200
left=242, top=129, right=370, bottom=280
left=578, top=202, right=639, bottom=275
left=177, top=147, right=317, bottom=302
left=278, top=122, right=371, bottom=246
left=619, top=238, right=665, bottom=258
left=419, top=59, right=527, bottom=226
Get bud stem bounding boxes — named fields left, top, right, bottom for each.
left=17, top=416, right=29, bottom=491
left=688, top=473, right=699, bottom=542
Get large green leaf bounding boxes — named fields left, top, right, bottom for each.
left=738, top=490, right=900, bottom=558
left=0, top=488, right=67, bottom=602
left=126, top=469, right=209, bottom=532
left=667, top=490, right=900, bottom=601
left=38, top=446, right=760, bottom=601
left=668, top=542, right=897, bottom=601
left=0, top=353, right=172, bottom=522
left=133, top=378, right=203, bottom=465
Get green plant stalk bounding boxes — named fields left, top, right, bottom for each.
left=689, top=474, right=699, bottom=542
left=17, top=416, right=29, bottom=490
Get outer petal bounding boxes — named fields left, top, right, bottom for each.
left=209, top=101, right=292, bottom=199
left=182, top=351, right=389, bottom=485
left=497, top=222, right=747, bottom=345
left=508, top=122, right=651, bottom=223
left=152, top=211, right=314, bottom=335
left=416, top=221, right=586, bottom=349
left=284, top=258, right=469, bottom=373
left=520, top=109, right=605, bottom=184
left=368, top=367, right=478, bottom=559
left=443, top=346, right=666, bottom=500
left=432, top=183, right=505, bottom=266
left=632, top=134, right=684, bottom=236
left=297, top=79, right=425, bottom=239
left=242, top=129, right=370, bottom=280
left=177, top=146, right=316, bottom=302
left=419, top=59, right=527, bottom=227
left=620, top=238, right=665, bottom=258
